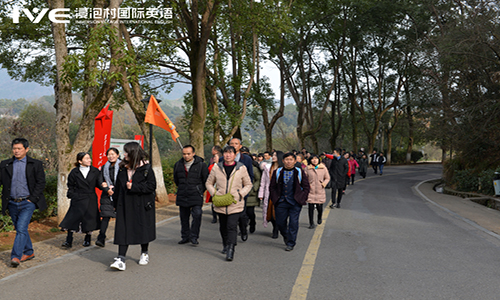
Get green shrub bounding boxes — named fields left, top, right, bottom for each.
left=411, top=151, right=424, bottom=163
left=478, top=169, right=500, bottom=196
left=0, top=186, right=14, bottom=232
left=453, top=169, right=479, bottom=192
left=162, top=158, right=177, bottom=194
left=390, top=150, right=424, bottom=164
left=32, top=174, right=58, bottom=221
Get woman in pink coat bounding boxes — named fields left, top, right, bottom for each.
left=348, top=155, right=360, bottom=185
left=305, top=154, right=330, bottom=229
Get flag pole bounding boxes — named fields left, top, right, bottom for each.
left=176, top=138, right=183, bottom=149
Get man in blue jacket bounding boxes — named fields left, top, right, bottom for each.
left=1, top=138, right=46, bottom=267
left=270, top=152, right=310, bottom=251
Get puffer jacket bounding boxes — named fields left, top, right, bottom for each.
left=205, top=162, right=252, bottom=215
left=246, top=163, right=262, bottom=207
left=306, top=163, right=330, bottom=204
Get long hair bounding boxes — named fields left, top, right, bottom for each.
left=271, top=150, right=285, bottom=173
left=119, top=142, right=148, bottom=169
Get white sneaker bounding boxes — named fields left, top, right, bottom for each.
left=139, top=253, right=149, bottom=265
left=110, top=257, right=126, bottom=271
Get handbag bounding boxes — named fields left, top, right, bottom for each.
left=212, top=172, right=237, bottom=207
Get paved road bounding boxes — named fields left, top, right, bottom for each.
left=2, top=164, right=500, bottom=299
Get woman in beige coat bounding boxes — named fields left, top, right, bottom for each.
left=305, top=154, right=330, bottom=229
left=206, top=146, right=252, bottom=261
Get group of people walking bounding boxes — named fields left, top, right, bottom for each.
left=58, top=142, right=156, bottom=271
left=1, top=136, right=387, bottom=270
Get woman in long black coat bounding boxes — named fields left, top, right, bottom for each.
left=60, top=152, right=106, bottom=248
left=110, top=142, right=156, bottom=271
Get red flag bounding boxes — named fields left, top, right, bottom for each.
left=92, top=104, right=113, bottom=168
left=144, top=95, right=180, bottom=141
left=92, top=105, right=113, bottom=207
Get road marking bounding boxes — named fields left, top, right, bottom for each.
left=289, top=207, right=330, bottom=300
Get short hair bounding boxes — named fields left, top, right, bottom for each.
left=223, top=146, right=236, bottom=154
left=212, top=145, right=222, bottom=154
left=283, top=152, right=296, bottom=160
left=333, top=147, right=342, bottom=154
left=264, top=151, right=270, bottom=155
left=106, top=147, right=119, bottom=156
left=183, top=144, right=195, bottom=152
left=241, top=146, right=250, bottom=153
left=12, top=138, right=29, bottom=149
left=75, top=152, right=90, bottom=167
left=229, top=138, right=242, bottom=145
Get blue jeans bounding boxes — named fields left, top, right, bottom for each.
left=379, top=164, right=384, bottom=174
left=8, top=200, right=36, bottom=259
left=275, top=200, right=302, bottom=247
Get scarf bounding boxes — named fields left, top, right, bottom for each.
left=103, top=159, right=121, bottom=200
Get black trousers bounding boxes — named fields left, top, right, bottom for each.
left=331, top=188, right=343, bottom=206
left=118, top=243, right=148, bottom=260
left=372, top=164, right=378, bottom=173
left=238, top=205, right=248, bottom=235
left=359, top=171, right=366, bottom=178
left=97, top=217, right=110, bottom=241
left=351, top=174, right=355, bottom=184
left=179, top=205, right=202, bottom=239
left=308, top=203, right=323, bottom=225
left=218, top=212, right=241, bottom=246
left=245, top=206, right=256, bottom=228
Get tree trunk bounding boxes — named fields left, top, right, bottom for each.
left=50, top=0, right=73, bottom=223
left=350, top=92, right=358, bottom=152
left=406, top=105, right=414, bottom=164
left=52, top=0, right=124, bottom=222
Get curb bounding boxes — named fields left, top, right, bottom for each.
left=413, top=178, right=500, bottom=242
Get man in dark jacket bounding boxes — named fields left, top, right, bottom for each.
left=270, top=152, right=310, bottom=251
left=370, top=150, right=379, bottom=174
left=228, top=138, right=254, bottom=241
left=328, top=148, right=348, bottom=209
left=1, top=138, right=46, bottom=267
left=174, top=145, right=209, bottom=245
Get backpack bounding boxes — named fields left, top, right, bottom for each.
left=276, top=167, right=303, bottom=183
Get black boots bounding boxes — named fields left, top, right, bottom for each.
left=82, top=233, right=91, bottom=247
left=211, top=206, right=217, bottom=224
left=271, top=224, right=279, bottom=239
left=96, top=233, right=105, bottom=247
left=226, top=244, right=235, bottom=261
left=62, top=232, right=73, bottom=248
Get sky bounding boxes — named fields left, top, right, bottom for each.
left=0, top=64, right=283, bottom=102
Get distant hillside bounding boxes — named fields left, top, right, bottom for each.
left=0, top=68, right=54, bottom=100
left=0, top=67, right=191, bottom=103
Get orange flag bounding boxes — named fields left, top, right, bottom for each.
left=144, top=95, right=180, bottom=141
